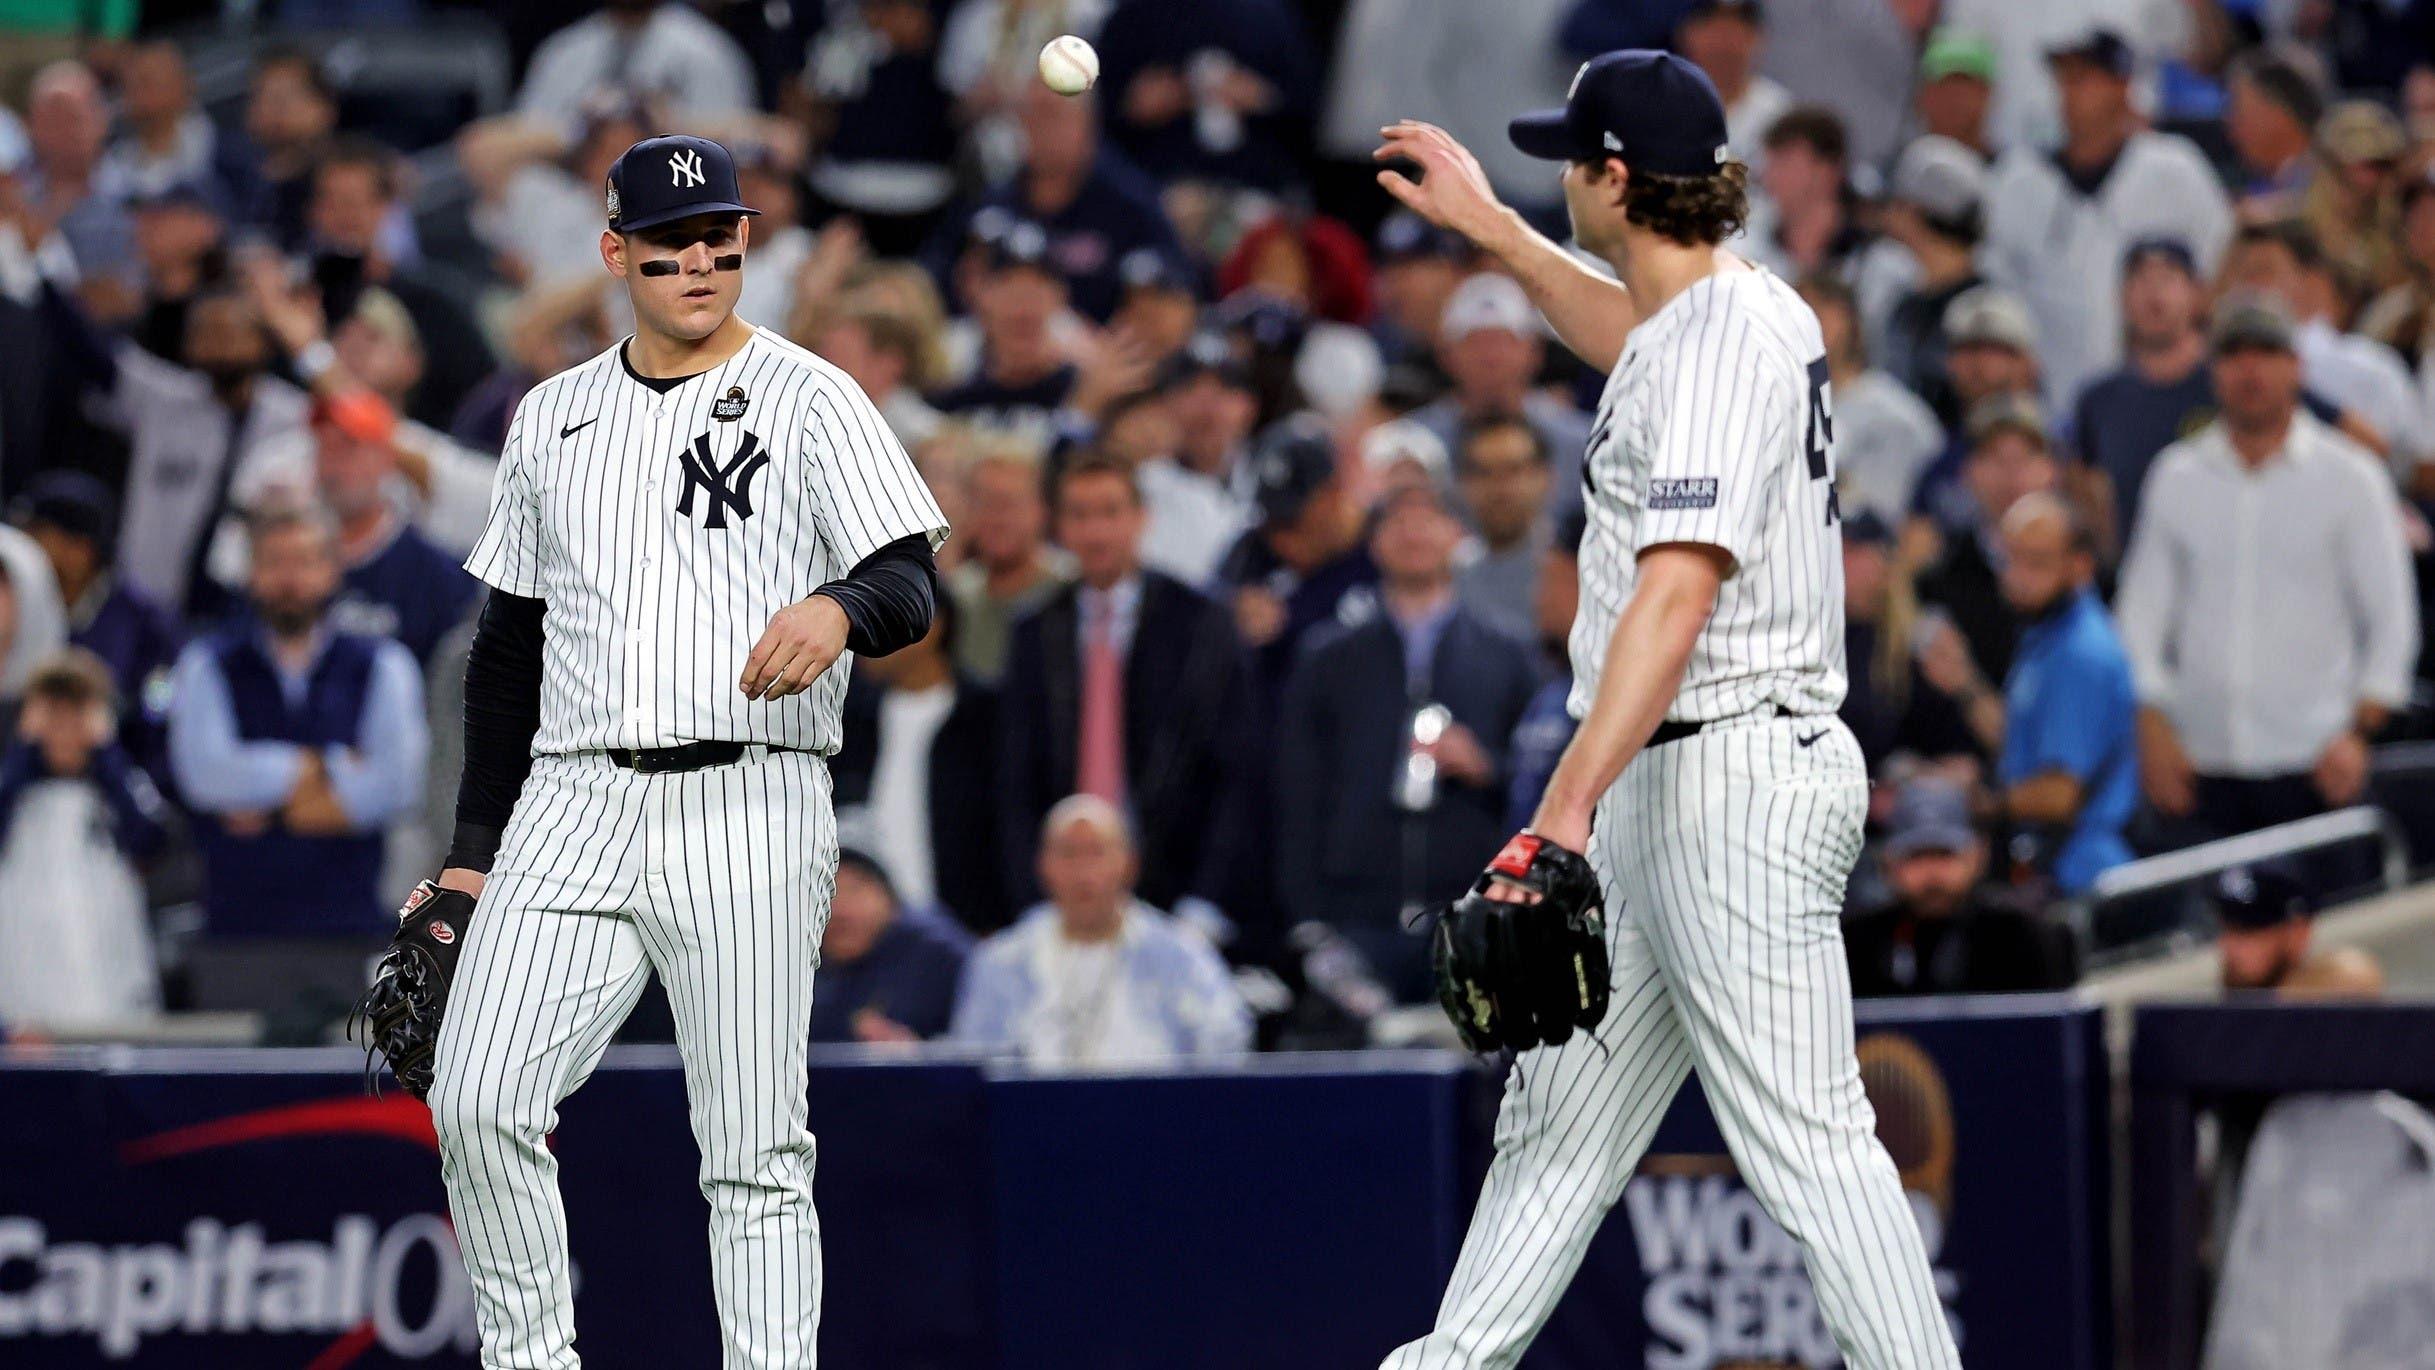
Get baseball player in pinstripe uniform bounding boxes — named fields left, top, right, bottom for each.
left=1373, top=54, right=1961, bottom=1368
left=405, top=135, right=948, bottom=1368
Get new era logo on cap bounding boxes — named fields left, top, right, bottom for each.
left=1510, top=50, right=1730, bottom=178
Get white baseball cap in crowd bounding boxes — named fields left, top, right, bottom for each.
left=1360, top=418, right=1452, bottom=486
left=1890, top=135, right=1986, bottom=228
left=1942, top=286, right=2037, bottom=355
left=1438, top=272, right=1540, bottom=343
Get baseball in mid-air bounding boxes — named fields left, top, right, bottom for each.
left=1038, top=35, right=1099, bottom=96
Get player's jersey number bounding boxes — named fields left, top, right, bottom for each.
left=1579, top=358, right=1839, bottom=523
left=1805, top=356, right=1840, bottom=526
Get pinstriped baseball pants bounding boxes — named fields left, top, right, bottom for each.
left=428, top=749, right=837, bottom=1369
left=1386, top=714, right=1959, bottom=1369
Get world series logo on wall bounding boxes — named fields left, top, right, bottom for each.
left=1622, top=1034, right=1962, bottom=1370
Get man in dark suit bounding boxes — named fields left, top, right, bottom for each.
left=998, top=451, right=1248, bottom=921
left=1275, top=482, right=1543, bottom=999
left=832, top=593, right=1012, bottom=931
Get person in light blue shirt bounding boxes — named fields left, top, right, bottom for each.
left=166, top=503, right=427, bottom=938
left=1989, top=493, right=2136, bottom=893
left=952, top=795, right=1250, bottom=1067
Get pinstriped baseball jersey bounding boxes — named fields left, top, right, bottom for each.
left=1568, top=264, right=1847, bottom=723
left=1386, top=258, right=1959, bottom=1370
left=466, top=325, right=949, bottom=754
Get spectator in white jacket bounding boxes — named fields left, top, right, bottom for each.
left=0, top=649, right=168, bottom=1033
left=1981, top=27, right=2233, bottom=413
left=2115, top=301, right=2417, bottom=859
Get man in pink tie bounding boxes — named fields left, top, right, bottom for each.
left=997, top=451, right=1250, bottom=925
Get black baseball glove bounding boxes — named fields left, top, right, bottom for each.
left=1432, top=833, right=1611, bottom=1053
left=354, top=879, right=476, bottom=1100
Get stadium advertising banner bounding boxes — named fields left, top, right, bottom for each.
left=0, top=1004, right=2101, bottom=1369
left=1525, top=997, right=2109, bottom=1370
left=0, top=1050, right=996, bottom=1368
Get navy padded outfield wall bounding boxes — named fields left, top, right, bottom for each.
left=0, top=1000, right=2104, bottom=1369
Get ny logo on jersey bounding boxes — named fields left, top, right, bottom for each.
left=669, top=148, right=706, bottom=188
left=675, top=430, right=772, bottom=530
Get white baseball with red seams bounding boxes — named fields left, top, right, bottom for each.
left=1038, top=35, right=1099, bottom=95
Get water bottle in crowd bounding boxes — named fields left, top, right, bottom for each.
left=1400, top=703, right=1453, bottom=813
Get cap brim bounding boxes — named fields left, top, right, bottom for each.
left=2043, top=43, right=2127, bottom=75
left=1508, top=109, right=1582, bottom=161
left=614, top=202, right=761, bottom=233
left=1884, top=827, right=1977, bottom=860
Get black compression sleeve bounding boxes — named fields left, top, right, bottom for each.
left=815, top=533, right=939, bottom=658
left=447, top=590, right=547, bottom=872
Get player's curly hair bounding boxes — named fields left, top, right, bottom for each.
left=1615, top=160, right=1752, bottom=247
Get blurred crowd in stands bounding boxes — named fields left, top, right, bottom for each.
left=0, top=0, right=2430, bottom=1057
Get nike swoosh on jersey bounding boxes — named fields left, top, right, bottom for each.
left=1796, top=730, right=1826, bottom=747
left=560, top=418, right=599, bottom=439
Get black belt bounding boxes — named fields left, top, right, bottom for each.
left=602, top=741, right=812, bottom=774
left=1648, top=704, right=1798, bottom=749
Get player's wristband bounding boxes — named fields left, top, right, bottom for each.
left=446, top=821, right=504, bottom=875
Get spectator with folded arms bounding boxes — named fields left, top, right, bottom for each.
left=167, top=505, right=427, bottom=962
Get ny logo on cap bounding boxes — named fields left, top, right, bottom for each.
left=669, top=148, right=706, bottom=189
left=1568, top=61, right=1588, bottom=98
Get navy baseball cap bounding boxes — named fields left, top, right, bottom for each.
left=979, top=218, right=1056, bottom=275
left=1882, top=779, right=1979, bottom=860
left=14, top=471, right=118, bottom=558
left=2123, top=236, right=2197, bottom=277
left=2213, top=862, right=2312, bottom=930
left=1249, top=414, right=1339, bottom=526
left=606, top=135, right=760, bottom=234
left=1509, top=50, right=1730, bottom=177
left=2044, top=27, right=2133, bottom=78
left=130, top=178, right=232, bottom=219
left=1160, top=330, right=1251, bottom=390
left=1375, top=210, right=1469, bottom=263
left=1117, top=245, right=1196, bottom=295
